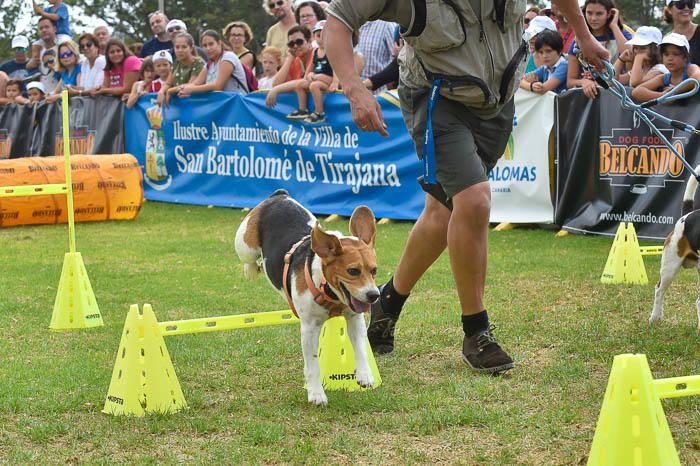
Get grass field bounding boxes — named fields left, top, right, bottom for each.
left=1, top=201, right=699, bottom=465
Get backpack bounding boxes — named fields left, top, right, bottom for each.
left=241, top=63, right=258, bottom=92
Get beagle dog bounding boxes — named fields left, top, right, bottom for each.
left=234, top=190, right=379, bottom=405
left=650, top=165, right=700, bottom=328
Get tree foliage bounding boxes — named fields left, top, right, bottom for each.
left=0, top=2, right=31, bottom=59
left=70, top=0, right=274, bottom=52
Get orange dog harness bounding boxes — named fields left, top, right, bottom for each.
left=282, top=236, right=347, bottom=318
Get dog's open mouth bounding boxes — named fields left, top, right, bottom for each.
left=340, top=283, right=372, bottom=314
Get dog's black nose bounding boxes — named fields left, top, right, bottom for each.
left=366, top=289, right=380, bottom=303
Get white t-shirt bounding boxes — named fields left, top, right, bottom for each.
left=206, top=51, right=247, bottom=94
left=257, top=76, right=274, bottom=90
left=39, top=45, right=60, bottom=93
left=79, top=55, right=106, bottom=90
left=649, top=63, right=669, bottom=75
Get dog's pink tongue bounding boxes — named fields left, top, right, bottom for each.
left=350, top=296, right=371, bottom=314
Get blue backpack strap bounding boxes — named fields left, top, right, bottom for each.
left=663, top=72, right=671, bottom=88
left=683, top=64, right=689, bottom=81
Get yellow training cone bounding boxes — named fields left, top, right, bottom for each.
left=103, top=304, right=186, bottom=416
left=600, top=222, right=648, bottom=285
left=587, top=354, right=680, bottom=466
left=50, top=252, right=103, bottom=330
left=317, top=316, right=382, bottom=391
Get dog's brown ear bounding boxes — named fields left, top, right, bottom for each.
left=349, top=206, right=376, bottom=247
left=311, top=222, right=343, bottom=258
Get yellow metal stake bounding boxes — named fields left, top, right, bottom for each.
left=50, top=91, right=103, bottom=330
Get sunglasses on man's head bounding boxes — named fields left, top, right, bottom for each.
left=671, top=0, right=695, bottom=9
left=59, top=51, right=75, bottom=59
left=79, top=41, right=95, bottom=50
left=287, top=38, right=306, bottom=48
left=167, top=25, right=183, bottom=33
left=269, top=0, right=284, bottom=9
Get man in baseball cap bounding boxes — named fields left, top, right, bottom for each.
left=0, top=35, right=32, bottom=81
left=165, top=19, right=187, bottom=41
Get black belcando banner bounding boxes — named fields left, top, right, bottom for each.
left=0, top=96, right=124, bottom=159
left=555, top=89, right=700, bottom=240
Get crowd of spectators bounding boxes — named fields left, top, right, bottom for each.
left=2, top=0, right=700, bottom=112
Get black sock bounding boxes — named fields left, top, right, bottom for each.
left=381, top=277, right=409, bottom=318
left=462, top=310, right=489, bottom=337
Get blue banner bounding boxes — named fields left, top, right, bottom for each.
left=125, top=91, right=423, bottom=219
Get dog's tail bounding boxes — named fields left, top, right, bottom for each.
left=682, top=164, right=700, bottom=215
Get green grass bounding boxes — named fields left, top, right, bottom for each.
left=1, top=201, right=700, bottom=465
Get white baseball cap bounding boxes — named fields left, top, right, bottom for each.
left=294, top=0, right=318, bottom=9
left=626, top=26, right=663, bottom=46
left=661, top=32, right=691, bottom=53
left=166, top=19, right=187, bottom=32
left=312, top=20, right=326, bottom=33
left=665, top=0, right=694, bottom=4
left=11, top=35, right=29, bottom=49
left=26, top=82, right=46, bottom=94
left=152, top=50, right=173, bottom=64
left=523, top=15, right=558, bottom=41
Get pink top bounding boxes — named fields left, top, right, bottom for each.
left=105, top=55, right=142, bottom=88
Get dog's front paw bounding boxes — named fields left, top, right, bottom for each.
left=649, top=312, right=664, bottom=323
left=307, top=388, right=328, bottom=406
left=355, top=369, right=374, bottom=389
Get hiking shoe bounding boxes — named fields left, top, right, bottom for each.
left=304, top=111, right=326, bottom=124
left=287, top=109, right=309, bottom=119
left=462, top=325, right=514, bottom=374
left=367, top=285, right=397, bottom=355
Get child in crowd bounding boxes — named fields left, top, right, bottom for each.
left=33, top=0, right=71, bottom=38
left=96, top=38, right=141, bottom=96
left=614, top=26, right=667, bottom=87
left=520, top=30, right=568, bottom=95
left=287, top=20, right=337, bottom=123
left=151, top=50, right=172, bottom=91
left=523, top=16, right=559, bottom=73
left=632, top=33, right=700, bottom=103
left=157, top=32, right=205, bottom=106
left=16, top=82, right=47, bottom=105
left=3, top=79, right=22, bottom=105
left=258, top=46, right=282, bottom=90
left=567, top=0, right=631, bottom=99
left=126, top=57, right=157, bottom=108
left=178, top=30, right=249, bottom=97
left=46, top=40, right=81, bottom=103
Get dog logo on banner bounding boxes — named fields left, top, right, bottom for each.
left=143, top=102, right=172, bottom=190
left=599, top=128, right=687, bottom=193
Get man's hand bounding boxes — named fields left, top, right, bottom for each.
left=344, top=83, right=388, bottom=136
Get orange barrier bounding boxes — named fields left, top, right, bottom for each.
left=0, top=154, right=143, bottom=227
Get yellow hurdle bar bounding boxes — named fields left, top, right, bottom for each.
left=0, top=184, right=68, bottom=197
left=159, top=310, right=299, bottom=336
left=654, top=375, right=700, bottom=399
left=640, top=246, right=664, bottom=256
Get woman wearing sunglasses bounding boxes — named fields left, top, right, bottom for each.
left=46, top=40, right=81, bottom=103
left=74, top=33, right=105, bottom=95
left=665, top=0, right=700, bottom=64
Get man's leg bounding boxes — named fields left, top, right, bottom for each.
left=448, top=182, right=490, bottom=315
left=393, top=194, right=451, bottom=295
left=367, top=194, right=450, bottom=354
left=450, top=184, right=514, bottom=374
